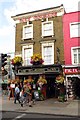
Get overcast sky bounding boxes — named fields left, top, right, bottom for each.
left=0, top=0, right=80, bottom=54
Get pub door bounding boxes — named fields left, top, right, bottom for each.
left=46, top=76, right=56, bottom=98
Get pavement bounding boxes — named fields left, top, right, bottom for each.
left=1, top=95, right=79, bottom=117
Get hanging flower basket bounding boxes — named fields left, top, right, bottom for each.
left=37, top=75, right=47, bottom=85
left=30, top=54, right=44, bottom=65
left=11, top=56, right=23, bottom=66
left=32, top=61, right=42, bottom=65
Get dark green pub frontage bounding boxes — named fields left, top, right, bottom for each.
left=14, top=64, right=64, bottom=99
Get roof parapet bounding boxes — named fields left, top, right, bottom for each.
left=11, top=4, right=65, bottom=23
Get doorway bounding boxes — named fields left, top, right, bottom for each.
left=66, top=76, right=80, bottom=100
left=46, top=75, right=57, bottom=98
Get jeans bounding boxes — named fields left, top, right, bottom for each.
left=14, top=93, right=20, bottom=103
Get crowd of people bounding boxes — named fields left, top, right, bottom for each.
left=7, top=75, right=47, bottom=107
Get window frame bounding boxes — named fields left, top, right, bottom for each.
left=22, top=44, right=33, bottom=66
left=71, top=46, right=80, bottom=65
left=42, top=21, right=54, bottom=37
left=42, top=42, right=54, bottom=65
left=70, top=22, right=80, bottom=38
left=22, top=24, right=33, bottom=39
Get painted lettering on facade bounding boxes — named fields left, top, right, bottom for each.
left=19, top=12, right=57, bottom=22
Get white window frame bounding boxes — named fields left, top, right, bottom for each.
left=22, top=24, right=33, bottom=39
left=22, top=44, right=33, bottom=66
left=42, top=21, right=54, bottom=37
left=71, top=46, right=80, bottom=65
left=42, top=42, right=54, bottom=65
left=70, top=22, right=80, bottom=38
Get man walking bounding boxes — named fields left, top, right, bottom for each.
left=14, top=84, right=20, bottom=104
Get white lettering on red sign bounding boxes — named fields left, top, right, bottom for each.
left=64, top=68, right=79, bottom=74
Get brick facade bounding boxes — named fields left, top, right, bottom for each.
left=12, top=4, right=65, bottom=65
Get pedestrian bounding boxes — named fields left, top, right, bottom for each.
left=10, top=80, right=15, bottom=99
left=7, top=83, right=11, bottom=100
left=20, top=88, right=26, bottom=107
left=19, top=82, right=23, bottom=91
left=26, top=76, right=35, bottom=105
left=7, top=80, right=11, bottom=100
left=23, top=82, right=32, bottom=107
left=14, top=84, right=20, bottom=104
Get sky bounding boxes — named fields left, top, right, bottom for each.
left=0, top=0, right=80, bottom=54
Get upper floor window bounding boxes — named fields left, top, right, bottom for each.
left=70, top=22, right=80, bottom=38
left=42, top=21, right=54, bottom=37
left=71, top=47, right=80, bottom=65
left=22, top=44, right=33, bottom=66
left=42, top=42, right=54, bottom=65
left=23, top=24, right=33, bottom=39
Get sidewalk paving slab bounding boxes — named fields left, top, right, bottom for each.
left=1, top=96, right=79, bottom=117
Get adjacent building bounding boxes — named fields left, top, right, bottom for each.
left=63, top=11, right=80, bottom=100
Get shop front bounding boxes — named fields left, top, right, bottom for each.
left=15, top=64, right=63, bottom=99
left=63, top=65, right=80, bottom=100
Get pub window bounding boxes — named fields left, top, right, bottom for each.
left=42, top=21, right=54, bottom=37
left=22, top=44, right=33, bottom=66
left=23, top=24, right=33, bottom=39
left=42, top=42, right=54, bottom=65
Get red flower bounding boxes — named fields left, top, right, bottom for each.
left=11, top=59, right=14, bottom=65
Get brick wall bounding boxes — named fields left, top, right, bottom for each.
left=15, top=16, right=64, bottom=64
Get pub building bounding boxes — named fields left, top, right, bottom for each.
left=63, top=65, right=80, bottom=100
left=11, top=4, right=65, bottom=99
left=15, top=64, right=63, bottom=99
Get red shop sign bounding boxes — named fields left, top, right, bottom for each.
left=64, top=68, right=80, bottom=74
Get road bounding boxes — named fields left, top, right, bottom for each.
left=1, top=94, right=79, bottom=118
left=1, top=111, right=79, bottom=120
